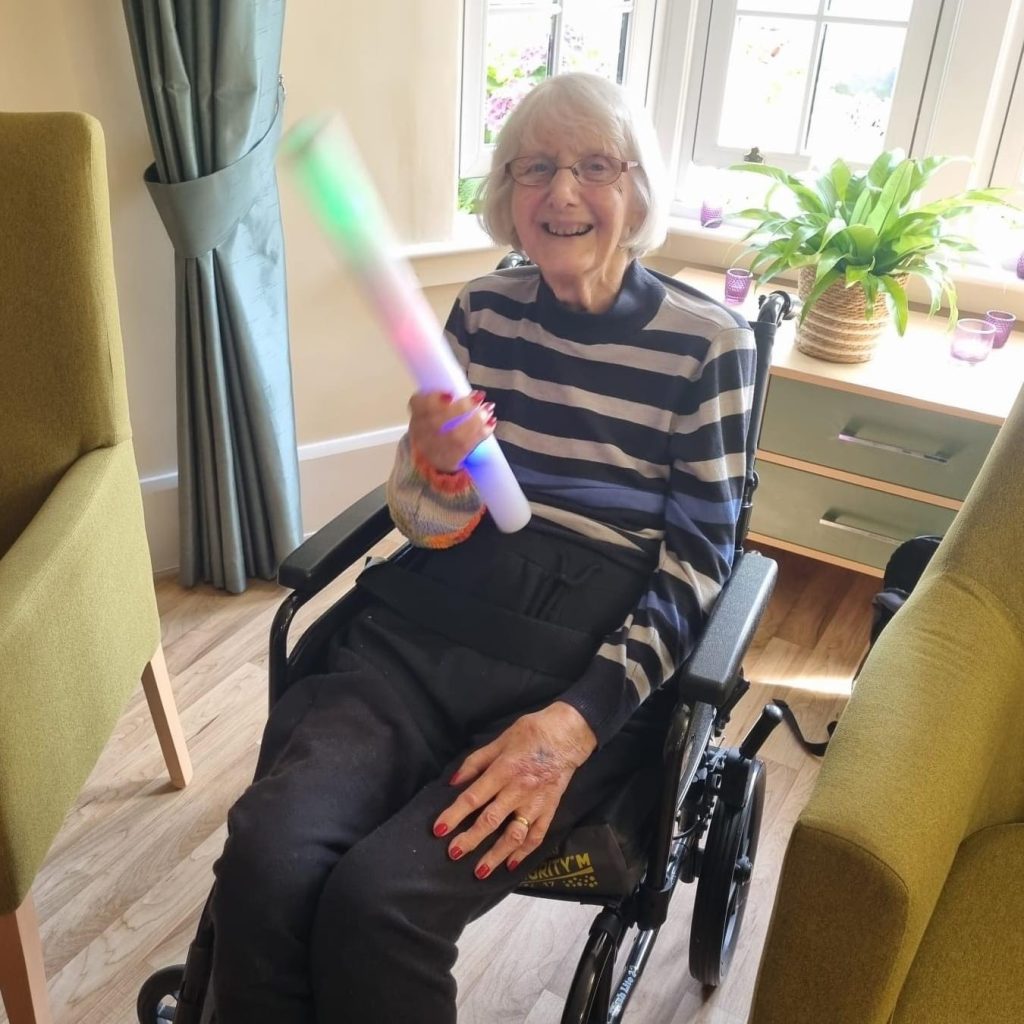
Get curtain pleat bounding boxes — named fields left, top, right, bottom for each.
left=123, top=0, right=301, bottom=593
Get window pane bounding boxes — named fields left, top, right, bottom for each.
left=484, top=12, right=555, bottom=143
left=717, top=17, right=816, bottom=153
left=738, top=1, right=818, bottom=13
left=826, top=0, right=913, bottom=20
left=560, top=2, right=630, bottom=82
left=805, top=23, right=906, bottom=164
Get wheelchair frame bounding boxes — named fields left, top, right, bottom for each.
left=137, top=289, right=794, bottom=1024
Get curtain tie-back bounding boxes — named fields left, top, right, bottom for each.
left=144, top=85, right=285, bottom=259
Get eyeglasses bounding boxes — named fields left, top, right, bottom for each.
left=505, top=154, right=639, bottom=188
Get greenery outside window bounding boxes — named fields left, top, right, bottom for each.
left=458, top=0, right=656, bottom=212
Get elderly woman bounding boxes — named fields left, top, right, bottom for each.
left=211, top=72, right=755, bottom=1023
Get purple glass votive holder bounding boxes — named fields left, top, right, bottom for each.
left=950, top=318, right=996, bottom=365
left=984, top=309, right=1015, bottom=349
left=700, top=201, right=723, bottom=228
left=724, top=268, right=753, bottom=306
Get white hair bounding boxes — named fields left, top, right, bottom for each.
left=476, top=72, right=669, bottom=259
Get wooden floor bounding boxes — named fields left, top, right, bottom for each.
left=6, top=541, right=878, bottom=1024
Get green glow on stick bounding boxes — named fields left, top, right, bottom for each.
left=283, top=118, right=384, bottom=265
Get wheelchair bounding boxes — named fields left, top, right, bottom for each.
left=138, top=282, right=795, bottom=1024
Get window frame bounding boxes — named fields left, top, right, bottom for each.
left=990, top=35, right=1024, bottom=191
left=459, top=0, right=659, bottom=180
left=686, top=0, right=945, bottom=175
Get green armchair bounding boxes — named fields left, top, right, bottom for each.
left=749, top=383, right=1024, bottom=1024
left=0, top=112, right=192, bottom=1024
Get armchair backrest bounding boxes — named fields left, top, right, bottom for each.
left=0, top=112, right=132, bottom=558
left=749, top=383, right=1024, bottom=1024
left=919, top=382, right=1024, bottom=828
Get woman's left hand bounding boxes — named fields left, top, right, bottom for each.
left=432, top=702, right=598, bottom=879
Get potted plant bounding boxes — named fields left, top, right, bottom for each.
left=732, top=152, right=1012, bottom=362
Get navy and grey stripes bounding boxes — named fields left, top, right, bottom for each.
left=426, top=260, right=755, bottom=744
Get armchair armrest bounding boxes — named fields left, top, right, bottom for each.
left=0, top=442, right=159, bottom=908
left=277, top=483, right=395, bottom=596
left=678, top=550, right=778, bottom=706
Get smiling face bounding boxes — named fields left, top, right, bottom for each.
left=510, top=125, right=641, bottom=313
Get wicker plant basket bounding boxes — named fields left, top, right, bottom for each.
left=796, top=267, right=902, bottom=363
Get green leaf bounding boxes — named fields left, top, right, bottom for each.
left=866, top=160, right=915, bottom=235
left=843, top=224, right=879, bottom=261
left=814, top=252, right=844, bottom=283
left=867, top=151, right=899, bottom=188
left=849, top=184, right=876, bottom=225
left=879, top=275, right=909, bottom=335
left=845, top=263, right=875, bottom=288
left=908, top=155, right=954, bottom=197
left=798, top=266, right=843, bottom=325
left=914, top=266, right=944, bottom=316
left=888, top=232, right=940, bottom=257
left=828, top=159, right=852, bottom=203
left=862, top=275, right=881, bottom=319
left=734, top=207, right=780, bottom=223
left=943, top=282, right=959, bottom=327
left=814, top=172, right=839, bottom=215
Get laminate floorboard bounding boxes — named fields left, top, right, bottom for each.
left=3, top=540, right=874, bottom=1024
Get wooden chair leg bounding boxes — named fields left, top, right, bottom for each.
left=0, top=896, right=52, bottom=1024
left=141, top=643, right=193, bottom=789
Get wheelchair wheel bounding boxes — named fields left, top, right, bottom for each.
left=137, top=964, right=185, bottom=1023
left=688, top=758, right=766, bottom=987
left=562, top=927, right=615, bottom=1024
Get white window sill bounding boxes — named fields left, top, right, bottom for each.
left=660, top=215, right=1024, bottom=318
left=403, top=211, right=1024, bottom=315
left=402, top=217, right=505, bottom=288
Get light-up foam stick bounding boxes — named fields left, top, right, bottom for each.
left=283, top=116, right=531, bottom=534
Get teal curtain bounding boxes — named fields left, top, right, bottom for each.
left=123, top=0, right=302, bottom=593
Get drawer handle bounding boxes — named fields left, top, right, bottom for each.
left=819, top=513, right=902, bottom=547
left=837, top=429, right=950, bottom=464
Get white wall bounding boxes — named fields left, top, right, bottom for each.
left=0, top=0, right=491, bottom=571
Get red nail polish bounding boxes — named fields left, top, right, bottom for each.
left=486, top=414, right=497, bottom=427
left=508, top=859, right=520, bottom=872
left=475, top=864, right=491, bottom=879
left=433, top=822, right=448, bottom=837
left=471, top=390, right=485, bottom=403
left=449, top=771, right=461, bottom=786
left=450, top=847, right=463, bottom=860
left=440, top=392, right=454, bottom=403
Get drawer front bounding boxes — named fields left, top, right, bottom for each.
left=760, top=377, right=998, bottom=501
left=751, top=462, right=957, bottom=570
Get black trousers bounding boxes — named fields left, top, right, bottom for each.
left=210, top=524, right=667, bottom=1024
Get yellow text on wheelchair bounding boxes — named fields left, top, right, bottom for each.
left=521, top=852, right=598, bottom=890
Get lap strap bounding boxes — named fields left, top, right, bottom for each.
left=356, top=561, right=599, bottom=679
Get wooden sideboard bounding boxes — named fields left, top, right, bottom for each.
left=676, top=267, right=1024, bottom=577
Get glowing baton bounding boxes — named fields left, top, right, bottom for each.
left=283, top=116, right=531, bottom=534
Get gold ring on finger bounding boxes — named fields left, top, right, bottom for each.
left=513, top=814, right=531, bottom=830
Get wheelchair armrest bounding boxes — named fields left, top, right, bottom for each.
left=277, top=483, right=395, bottom=596
left=678, top=550, right=778, bottom=706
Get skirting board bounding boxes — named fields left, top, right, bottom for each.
left=140, top=426, right=405, bottom=574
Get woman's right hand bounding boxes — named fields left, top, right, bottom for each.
left=408, top=391, right=496, bottom=474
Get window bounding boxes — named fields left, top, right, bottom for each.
left=459, top=0, right=657, bottom=189
left=689, top=0, right=944, bottom=173
left=992, top=43, right=1024, bottom=193
left=982, top=39, right=1024, bottom=272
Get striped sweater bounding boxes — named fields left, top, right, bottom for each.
left=387, top=260, right=757, bottom=744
